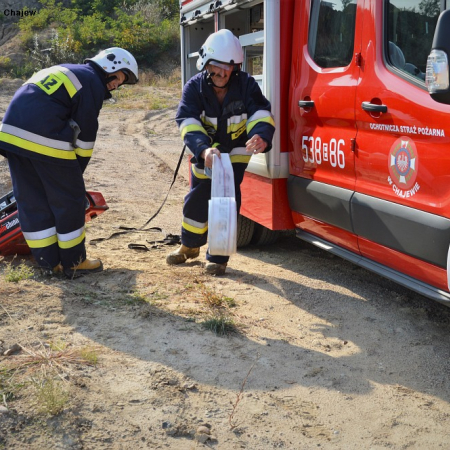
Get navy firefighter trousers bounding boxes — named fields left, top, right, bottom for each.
left=7, top=153, right=87, bottom=270
left=181, top=160, right=247, bottom=265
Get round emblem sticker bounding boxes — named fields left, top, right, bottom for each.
left=388, top=136, right=418, bottom=190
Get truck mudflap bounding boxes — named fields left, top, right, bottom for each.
left=0, top=191, right=109, bottom=256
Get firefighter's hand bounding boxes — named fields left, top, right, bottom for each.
left=246, top=134, right=267, bottom=154
left=201, top=147, right=221, bottom=168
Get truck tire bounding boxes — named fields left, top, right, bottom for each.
left=251, top=223, right=281, bottom=246
left=237, top=214, right=255, bottom=248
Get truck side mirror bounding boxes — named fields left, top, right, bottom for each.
left=426, top=9, right=450, bottom=104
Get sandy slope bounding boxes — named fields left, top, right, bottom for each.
left=1, top=78, right=450, bottom=450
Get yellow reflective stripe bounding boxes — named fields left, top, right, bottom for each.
left=26, top=66, right=81, bottom=98
left=0, top=131, right=76, bottom=160
left=201, top=114, right=217, bottom=127
left=0, top=123, right=73, bottom=150
left=230, top=154, right=251, bottom=164
left=75, top=139, right=95, bottom=150
left=231, top=126, right=246, bottom=140
left=227, top=118, right=246, bottom=133
left=23, top=226, right=57, bottom=249
left=182, top=219, right=208, bottom=234
left=192, top=165, right=209, bottom=179
left=212, top=142, right=220, bottom=148
left=62, top=74, right=78, bottom=97
left=26, top=235, right=58, bottom=248
left=181, top=124, right=209, bottom=139
left=201, top=117, right=217, bottom=130
left=228, top=114, right=247, bottom=139
left=75, top=148, right=93, bottom=158
left=58, top=228, right=85, bottom=249
left=247, top=115, right=275, bottom=134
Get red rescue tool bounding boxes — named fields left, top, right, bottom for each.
left=0, top=191, right=108, bottom=256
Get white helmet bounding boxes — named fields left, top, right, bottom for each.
left=86, top=47, right=138, bottom=84
left=196, top=29, right=244, bottom=71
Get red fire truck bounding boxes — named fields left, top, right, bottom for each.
left=179, top=0, right=450, bottom=306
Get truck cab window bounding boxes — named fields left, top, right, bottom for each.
left=386, top=0, right=441, bottom=82
left=308, top=0, right=357, bottom=68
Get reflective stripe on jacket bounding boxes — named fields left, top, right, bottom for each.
left=0, top=63, right=107, bottom=170
left=176, top=71, right=275, bottom=167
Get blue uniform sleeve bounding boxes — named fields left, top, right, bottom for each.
left=175, top=77, right=212, bottom=161
left=71, top=77, right=105, bottom=173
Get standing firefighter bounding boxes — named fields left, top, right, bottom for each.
left=167, top=29, right=275, bottom=275
left=0, top=47, right=138, bottom=278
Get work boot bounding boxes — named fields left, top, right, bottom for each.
left=205, top=262, right=227, bottom=276
left=166, top=244, right=200, bottom=265
left=40, top=263, right=63, bottom=277
left=64, top=258, right=103, bottom=279
left=53, top=263, right=63, bottom=274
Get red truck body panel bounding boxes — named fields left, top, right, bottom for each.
left=180, top=0, right=450, bottom=304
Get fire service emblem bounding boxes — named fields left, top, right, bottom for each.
left=388, top=136, right=420, bottom=198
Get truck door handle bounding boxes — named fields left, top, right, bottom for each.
left=298, top=100, right=315, bottom=108
left=361, top=101, right=387, bottom=113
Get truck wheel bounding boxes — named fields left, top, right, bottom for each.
left=251, top=223, right=281, bottom=246
left=237, top=214, right=255, bottom=248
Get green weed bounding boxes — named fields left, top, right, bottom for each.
left=79, top=346, right=98, bottom=365
left=48, top=339, right=68, bottom=352
left=200, top=284, right=236, bottom=309
left=32, top=376, right=70, bottom=415
left=202, top=314, right=236, bottom=336
left=4, top=262, right=34, bottom=283
left=2, top=343, right=99, bottom=414
left=0, top=367, right=24, bottom=405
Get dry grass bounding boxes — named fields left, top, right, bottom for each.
left=139, top=67, right=181, bottom=87
left=199, top=284, right=236, bottom=309
left=228, top=353, right=260, bottom=429
left=31, top=376, right=71, bottom=415
left=197, top=283, right=238, bottom=335
left=107, top=67, right=181, bottom=110
left=1, top=339, right=99, bottom=415
left=4, top=342, right=98, bottom=375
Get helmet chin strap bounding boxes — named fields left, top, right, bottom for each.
left=206, top=72, right=230, bottom=89
left=105, top=75, right=117, bottom=85
left=105, top=72, right=128, bottom=89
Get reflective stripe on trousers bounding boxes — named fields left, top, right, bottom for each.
left=7, top=153, right=87, bottom=269
left=181, top=161, right=247, bottom=264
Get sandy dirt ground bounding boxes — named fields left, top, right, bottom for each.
left=1, top=77, right=450, bottom=450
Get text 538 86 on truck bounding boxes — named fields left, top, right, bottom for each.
left=179, top=0, right=450, bottom=306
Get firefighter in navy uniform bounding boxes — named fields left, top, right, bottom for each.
left=0, top=47, right=138, bottom=277
left=166, top=29, right=275, bottom=275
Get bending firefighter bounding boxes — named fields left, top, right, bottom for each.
left=0, top=48, right=138, bottom=277
left=167, top=29, right=275, bottom=275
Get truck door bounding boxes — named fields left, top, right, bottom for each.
left=289, top=0, right=363, bottom=252
left=354, top=0, right=450, bottom=290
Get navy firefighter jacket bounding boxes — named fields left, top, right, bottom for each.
left=176, top=70, right=275, bottom=168
left=0, top=62, right=109, bottom=172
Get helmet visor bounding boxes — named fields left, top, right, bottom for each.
left=208, top=61, right=235, bottom=71
left=121, top=69, right=137, bottom=84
